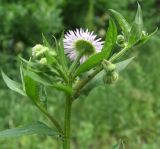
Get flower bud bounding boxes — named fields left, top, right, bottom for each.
left=103, top=71, right=119, bottom=84
left=116, top=35, right=127, bottom=48
left=39, top=57, right=47, bottom=65
left=32, top=44, right=49, bottom=58
left=103, top=60, right=116, bottom=72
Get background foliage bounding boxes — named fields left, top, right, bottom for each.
left=0, top=0, right=160, bottom=148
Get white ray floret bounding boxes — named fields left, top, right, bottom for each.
left=64, top=29, right=104, bottom=63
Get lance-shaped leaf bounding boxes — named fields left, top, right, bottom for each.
left=57, top=33, right=68, bottom=71
left=1, top=70, right=26, bottom=96
left=116, top=57, right=135, bottom=72
left=102, top=18, right=117, bottom=58
left=52, top=83, right=73, bottom=95
left=24, top=74, right=39, bottom=103
left=128, top=4, right=143, bottom=47
left=25, top=70, right=52, bottom=86
left=0, top=121, right=58, bottom=139
left=74, top=19, right=117, bottom=77
left=109, top=9, right=131, bottom=38
left=26, top=70, right=73, bottom=95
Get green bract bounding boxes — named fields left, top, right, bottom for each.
left=75, top=39, right=96, bottom=55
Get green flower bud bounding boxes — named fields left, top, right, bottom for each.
left=103, top=71, right=119, bottom=84
left=32, top=44, right=49, bottom=58
left=103, top=60, right=116, bottom=72
left=116, top=35, right=127, bottom=48
left=39, top=57, right=47, bottom=65
left=142, top=30, right=148, bottom=37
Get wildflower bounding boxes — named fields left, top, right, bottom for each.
left=64, top=29, right=103, bottom=63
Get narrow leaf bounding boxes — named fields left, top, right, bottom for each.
left=52, top=84, right=73, bottom=95
left=0, top=122, right=58, bottom=139
left=58, top=33, right=68, bottom=71
left=20, top=64, right=25, bottom=91
left=24, top=75, right=39, bottom=102
left=25, top=70, right=52, bottom=86
left=42, top=34, right=50, bottom=48
left=128, top=4, right=143, bottom=46
left=109, top=9, right=131, bottom=38
left=116, top=57, right=135, bottom=72
left=1, top=70, right=26, bottom=96
left=102, top=18, right=117, bottom=58
left=74, top=52, right=105, bottom=77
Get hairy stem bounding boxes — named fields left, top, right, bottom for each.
left=63, top=96, right=72, bottom=149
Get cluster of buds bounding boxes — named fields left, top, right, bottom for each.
left=32, top=44, right=56, bottom=65
left=102, top=60, right=119, bottom=84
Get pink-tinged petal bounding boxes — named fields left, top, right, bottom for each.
left=64, top=28, right=104, bottom=63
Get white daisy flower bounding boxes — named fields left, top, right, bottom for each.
left=64, top=29, right=104, bottom=63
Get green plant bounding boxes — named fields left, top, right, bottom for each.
left=0, top=4, right=156, bottom=149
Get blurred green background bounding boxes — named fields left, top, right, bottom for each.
left=0, top=0, right=160, bottom=149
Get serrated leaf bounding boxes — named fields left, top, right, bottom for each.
left=116, top=57, right=135, bottom=72
left=128, top=3, right=143, bottom=46
left=74, top=19, right=117, bottom=77
left=109, top=9, right=131, bottom=38
left=0, top=121, right=58, bottom=139
left=1, top=70, right=26, bottom=96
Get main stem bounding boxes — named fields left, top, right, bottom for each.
left=63, top=96, right=72, bottom=149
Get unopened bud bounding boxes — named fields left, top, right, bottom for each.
left=103, top=71, right=119, bottom=84
left=32, top=44, right=49, bottom=58
left=39, top=57, right=47, bottom=65
left=103, top=60, right=116, bottom=72
left=116, top=35, right=127, bottom=48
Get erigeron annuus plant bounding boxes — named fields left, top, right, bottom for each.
left=0, top=4, right=157, bottom=149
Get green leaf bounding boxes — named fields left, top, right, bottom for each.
left=74, top=52, right=105, bottom=77
left=25, top=70, right=52, bottom=86
left=20, top=64, right=25, bottom=91
left=52, top=84, right=73, bottom=95
left=109, top=9, right=131, bottom=38
left=116, top=57, right=135, bottom=72
left=1, top=70, right=26, bottom=96
left=0, top=121, right=58, bottom=139
left=39, top=85, right=48, bottom=109
left=135, top=28, right=158, bottom=46
left=128, top=3, right=143, bottom=46
left=42, top=34, right=50, bottom=48
left=74, top=19, right=117, bottom=77
left=57, top=32, right=68, bottom=71
left=24, top=75, right=39, bottom=102
left=102, top=19, right=117, bottom=58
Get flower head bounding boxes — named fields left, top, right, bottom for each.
left=64, top=29, right=103, bottom=63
